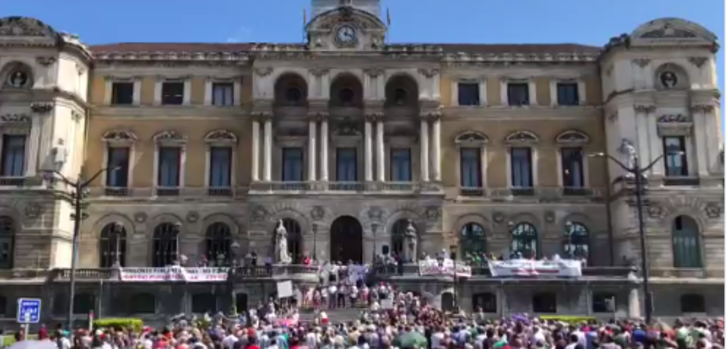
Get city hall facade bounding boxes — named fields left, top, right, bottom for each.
left=0, top=0, right=723, bottom=327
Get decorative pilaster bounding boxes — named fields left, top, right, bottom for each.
left=364, top=115, right=374, bottom=181
left=263, top=116, right=273, bottom=181
left=376, top=118, right=385, bottom=182
left=431, top=115, right=442, bottom=181
left=420, top=119, right=430, bottom=182
left=319, top=113, right=329, bottom=181
left=251, top=118, right=260, bottom=182
left=308, top=118, right=317, bottom=181
left=25, top=113, right=42, bottom=177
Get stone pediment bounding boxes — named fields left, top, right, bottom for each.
left=306, top=5, right=387, bottom=51
left=629, top=18, right=718, bottom=48
left=0, top=16, right=60, bottom=45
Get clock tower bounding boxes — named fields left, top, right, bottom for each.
left=306, top=0, right=387, bottom=51
left=311, top=0, right=381, bottom=19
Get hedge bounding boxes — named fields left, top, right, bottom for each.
left=539, top=316, right=597, bottom=324
left=93, top=318, right=144, bottom=332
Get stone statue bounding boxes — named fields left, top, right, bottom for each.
left=404, top=219, right=418, bottom=263
left=275, top=219, right=292, bottom=264
left=619, top=139, right=637, bottom=175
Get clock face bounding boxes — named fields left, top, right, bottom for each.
left=336, top=25, right=357, bottom=45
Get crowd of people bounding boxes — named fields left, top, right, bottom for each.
left=4, top=286, right=723, bottom=349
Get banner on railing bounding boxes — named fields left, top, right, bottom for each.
left=418, top=259, right=472, bottom=277
left=119, top=267, right=229, bottom=282
left=487, top=259, right=582, bottom=277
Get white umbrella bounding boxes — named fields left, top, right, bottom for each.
left=7, top=340, right=58, bottom=349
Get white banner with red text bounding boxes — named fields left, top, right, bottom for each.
left=119, top=267, right=229, bottom=282
left=487, top=259, right=582, bottom=277
left=418, top=259, right=472, bottom=277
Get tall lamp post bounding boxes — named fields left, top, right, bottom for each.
left=228, top=240, right=240, bottom=316
left=312, top=223, right=318, bottom=261
left=111, top=222, right=124, bottom=268
left=42, top=166, right=120, bottom=330
left=590, top=151, right=675, bottom=325
left=564, top=221, right=574, bottom=259
left=371, top=223, right=378, bottom=263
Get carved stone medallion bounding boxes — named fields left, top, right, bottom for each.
left=544, top=211, right=555, bottom=223
left=493, top=212, right=505, bottom=224
left=367, top=206, right=383, bottom=221
left=424, top=206, right=441, bottom=222
left=134, top=212, right=147, bottom=223
left=251, top=206, right=268, bottom=222
left=186, top=211, right=199, bottom=223
left=704, top=203, right=722, bottom=219
left=24, top=203, right=41, bottom=219
left=310, top=206, right=325, bottom=221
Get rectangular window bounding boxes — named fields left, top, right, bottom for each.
left=561, top=147, right=584, bottom=188
left=663, top=136, right=688, bottom=177
left=336, top=148, right=358, bottom=182
left=507, top=83, right=530, bottom=106
left=282, top=147, right=304, bottom=182
left=457, top=83, right=480, bottom=106
left=1, top=135, right=26, bottom=177
left=106, top=147, right=130, bottom=187
left=556, top=83, right=580, bottom=106
left=157, top=147, right=181, bottom=187
left=209, top=147, right=232, bottom=187
left=111, top=82, right=134, bottom=105
left=511, top=147, right=533, bottom=188
left=161, top=82, right=185, bottom=105
left=460, top=148, right=482, bottom=187
left=390, top=148, right=412, bottom=182
left=212, top=83, right=234, bottom=106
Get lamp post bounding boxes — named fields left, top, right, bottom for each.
left=506, top=221, right=515, bottom=258
left=590, top=151, right=674, bottom=325
left=312, top=223, right=318, bottom=261
left=371, top=223, right=379, bottom=263
left=228, top=240, right=240, bottom=316
left=42, top=166, right=120, bottom=330
left=450, top=246, right=458, bottom=312
left=565, top=221, right=574, bottom=259
left=111, top=222, right=124, bottom=268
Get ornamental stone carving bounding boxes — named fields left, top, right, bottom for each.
left=418, top=68, right=440, bottom=78
left=424, top=206, right=441, bottom=222
left=102, top=130, right=137, bottom=143
left=367, top=206, right=383, bottom=221
left=493, top=212, right=505, bottom=224
left=0, top=114, right=30, bottom=124
left=30, top=102, right=54, bottom=114
left=704, top=203, right=722, bottom=219
left=35, top=56, right=56, bottom=66
left=153, top=130, right=187, bottom=143
left=24, top=203, right=41, bottom=219
left=688, top=57, right=708, bottom=68
left=691, top=105, right=715, bottom=114
left=363, top=69, right=383, bottom=78
left=254, top=67, right=273, bottom=77
left=647, top=205, right=664, bottom=219
left=205, top=129, right=238, bottom=143
left=309, top=68, right=329, bottom=77
left=134, top=212, right=147, bottom=223
left=251, top=206, right=268, bottom=222
left=186, top=211, right=199, bottom=223
left=632, top=58, right=651, bottom=68
left=633, top=105, right=656, bottom=114
left=544, top=211, right=555, bottom=223
left=658, top=114, right=692, bottom=123
left=310, top=206, right=325, bottom=221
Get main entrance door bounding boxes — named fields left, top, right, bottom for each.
left=330, top=216, right=363, bottom=263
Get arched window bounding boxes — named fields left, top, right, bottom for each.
left=0, top=216, right=15, bottom=269
left=274, top=73, right=308, bottom=106
left=191, top=293, right=217, bottom=314
left=672, top=216, right=701, bottom=268
left=206, top=223, right=232, bottom=266
left=510, top=222, right=538, bottom=258
left=391, top=219, right=416, bottom=258
left=460, top=223, right=486, bottom=262
left=532, top=292, right=557, bottom=313
left=680, top=294, right=705, bottom=313
left=152, top=223, right=180, bottom=267
left=99, top=223, right=127, bottom=268
left=277, top=218, right=302, bottom=264
left=131, top=293, right=156, bottom=314
left=473, top=292, right=497, bottom=313
left=73, top=293, right=95, bottom=315
left=563, top=222, right=589, bottom=259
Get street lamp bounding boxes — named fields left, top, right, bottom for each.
left=42, top=166, right=120, bottom=330
left=589, top=151, right=676, bottom=324
left=565, top=221, right=574, bottom=259
left=371, top=223, right=379, bottom=263
left=228, top=240, right=240, bottom=316
left=507, top=221, right=515, bottom=258
left=111, top=222, right=124, bottom=268
left=312, top=223, right=318, bottom=261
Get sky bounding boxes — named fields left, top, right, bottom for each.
left=2, top=0, right=724, bottom=109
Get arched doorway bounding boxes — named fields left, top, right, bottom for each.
left=330, top=216, right=363, bottom=263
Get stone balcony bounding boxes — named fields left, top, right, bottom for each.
left=454, top=186, right=606, bottom=202
left=248, top=181, right=443, bottom=195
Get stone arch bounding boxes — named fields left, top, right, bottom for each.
left=0, top=60, right=35, bottom=89
left=149, top=213, right=186, bottom=237
left=204, top=130, right=237, bottom=144
left=266, top=207, right=310, bottom=233
left=89, top=213, right=136, bottom=238
left=558, top=212, right=595, bottom=234
left=630, top=18, right=717, bottom=42
left=385, top=73, right=419, bottom=107
left=455, top=130, right=489, bottom=146
left=202, top=213, right=240, bottom=236
left=0, top=205, right=23, bottom=230
left=653, top=63, right=691, bottom=90
left=452, top=213, right=492, bottom=235
left=507, top=212, right=541, bottom=229
left=102, top=129, right=137, bottom=143
left=662, top=197, right=709, bottom=230
left=504, top=130, right=540, bottom=145
left=329, top=72, right=363, bottom=107
left=555, top=130, right=590, bottom=145
left=274, top=72, right=309, bottom=106
left=384, top=208, right=425, bottom=235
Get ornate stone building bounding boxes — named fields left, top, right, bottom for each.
left=0, top=2, right=722, bottom=326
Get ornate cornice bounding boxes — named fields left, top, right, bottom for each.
left=0, top=113, right=31, bottom=124
left=94, top=51, right=252, bottom=63
left=688, top=57, right=709, bottom=68
left=251, top=110, right=273, bottom=122
left=30, top=102, right=54, bottom=114
left=418, top=68, right=440, bottom=78
left=364, top=111, right=384, bottom=123
left=632, top=58, right=651, bottom=68
left=633, top=104, right=656, bottom=114
left=254, top=67, right=274, bottom=77
left=363, top=68, right=383, bottom=78
left=309, top=68, right=330, bottom=77
left=307, top=111, right=329, bottom=122
left=690, top=104, right=715, bottom=114
left=35, top=56, right=56, bottom=66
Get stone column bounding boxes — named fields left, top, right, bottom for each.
left=308, top=119, right=317, bottom=181
left=263, top=118, right=272, bottom=181
left=420, top=119, right=430, bottom=182
left=376, top=120, right=385, bottom=182
left=431, top=116, right=441, bottom=181
left=25, top=113, right=43, bottom=177
left=628, top=288, right=641, bottom=319
left=320, top=117, right=329, bottom=181
left=364, top=116, right=373, bottom=182
left=251, top=119, right=260, bottom=181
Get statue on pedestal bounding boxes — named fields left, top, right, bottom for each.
left=619, top=139, right=637, bottom=176
left=404, top=219, right=418, bottom=263
left=275, top=219, right=292, bottom=264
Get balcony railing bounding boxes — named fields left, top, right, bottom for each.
left=481, top=187, right=604, bottom=200
left=49, top=265, right=321, bottom=282
left=0, top=176, right=26, bottom=187
left=662, top=176, right=701, bottom=186
left=89, top=187, right=244, bottom=199
left=249, top=181, right=442, bottom=193
left=371, top=264, right=636, bottom=279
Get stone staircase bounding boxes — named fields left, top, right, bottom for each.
left=298, top=307, right=363, bottom=323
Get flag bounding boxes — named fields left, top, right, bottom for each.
left=387, top=8, right=391, bottom=26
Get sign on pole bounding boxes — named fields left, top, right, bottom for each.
left=17, top=298, right=41, bottom=324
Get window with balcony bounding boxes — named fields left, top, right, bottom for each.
left=0, top=216, right=15, bottom=269
left=161, top=82, right=184, bottom=105
left=209, top=147, right=232, bottom=188
left=460, top=223, right=486, bottom=262
left=336, top=148, right=357, bottom=182
left=212, top=82, right=234, bottom=106
left=99, top=223, right=126, bottom=268
left=511, top=222, right=538, bottom=258
left=460, top=148, right=482, bottom=193
left=111, top=82, right=134, bottom=105
left=282, top=147, right=304, bottom=182
left=157, top=147, right=181, bottom=195
left=556, top=82, right=579, bottom=106
left=563, top=222, right=589, bottom=260
left=458, top=83, right=480, bottom=106
left=1, top=135, right=25, bottom=179
left=561, top=147, right=584, bottom=194
left=511, top=147, right=533, bottom=193
left=507, top=83, right=529, bottom=106
left=205, top=222, right=231, bottom=266
left=152, top=222, right=180, bottom=267
left=106, top=147, right=129, bottom=189
left=663, top=136, right=688, bottom=177
left=390, top=148, right=411, bottom=182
